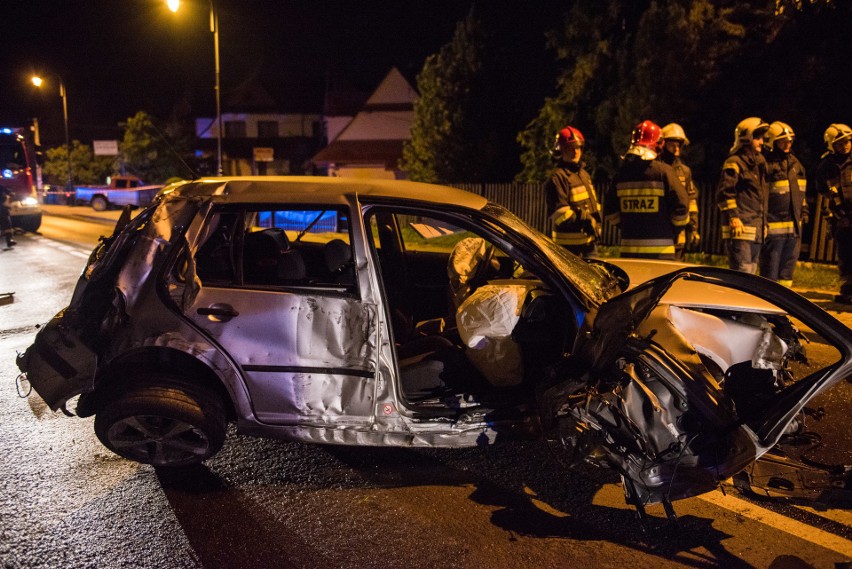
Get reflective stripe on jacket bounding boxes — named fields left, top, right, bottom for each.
left=659, top=154, right=699, bottom=232
left=716, top=150, right=767, bottom=243
left=546, top=162, right=600, bottom=247
left=605, top=156, right=690, bottom=258
left=816, top=152, right=852, bottom=215
left=765, top=149, right=807, bottom=236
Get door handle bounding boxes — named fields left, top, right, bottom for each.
left=197, top=303, right=239, bottom=322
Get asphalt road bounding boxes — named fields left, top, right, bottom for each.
left=0, top=207, right=849, bottom=569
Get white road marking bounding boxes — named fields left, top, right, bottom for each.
left=794, top=504, right=852, bottom=528
left=698, top=491, right=852, bottom=558
left=718, top=479, right=852, bottom=528
left=592, top=483, right=851, bottom=557
left=40, top=239, right=91, bottom=259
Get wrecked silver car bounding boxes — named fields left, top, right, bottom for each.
left=16, top=177, right=852, bottom=514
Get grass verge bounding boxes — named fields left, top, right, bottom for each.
left=596, top=247, right=839, bottom=293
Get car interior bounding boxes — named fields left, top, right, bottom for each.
left=364, top=209, right=576, bottom=414
left=193, top=208, right=356, bottom=291
left=190, top=205, right=577, bottom=416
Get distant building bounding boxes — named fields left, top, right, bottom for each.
left=194, top=80, right=323, bottom=176
left=321, top=88, right=369, bottom=148
left=312, top=67, right=418, bottom=179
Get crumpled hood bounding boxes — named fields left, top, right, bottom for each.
left=579, top=265, right=852, bottom=444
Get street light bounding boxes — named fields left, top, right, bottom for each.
left=31, top=73, right=73, bottom=190
left=168, top=0, right=224, bottom=175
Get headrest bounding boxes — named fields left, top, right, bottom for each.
left=324, top=239, right=352, bottom=273
left=277, top=250, right=306, bottom=282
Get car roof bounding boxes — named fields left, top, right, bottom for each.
left=162, top=176, right=489, bottom=210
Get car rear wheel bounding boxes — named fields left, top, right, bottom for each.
left=14, top=213, right=42, bottom=233
left=94, top=381, right=226, bottom=467
left=91, top=195, right=109, bottom=211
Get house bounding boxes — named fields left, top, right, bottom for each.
left=193, top=80, right=324, bottom=176
left=312, top=67, right=418, bottom=179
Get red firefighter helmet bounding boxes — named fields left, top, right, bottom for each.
left=624, top=120, right=662, bottom=160
left=630, top=120, right=663, bottom=150
left=552, top=125, right=585, bottom=159
left=557, top=126, right=585, bottom=147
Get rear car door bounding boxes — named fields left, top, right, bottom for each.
left=184, top=204, right=379, bottom=426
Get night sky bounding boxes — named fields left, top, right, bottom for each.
left=1, top=0, right=479, bottom=145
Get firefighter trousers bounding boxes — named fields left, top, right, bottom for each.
left=759, top=235, right=799, bottom=285
left=726, top=240, right=761, bottom=274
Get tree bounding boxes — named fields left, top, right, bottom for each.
left=516, top=0, right=768, bottom=183
left=120, top=111, right=192, bottom=183
left=43, top=141, right=114, bottom=187
left=401, top=10, right=485, bottom=183
left=402, top=5, right=564, bottom=183
left=515, top=0, right=643, bottom=182
left=516, top=0, right=852, bottom=186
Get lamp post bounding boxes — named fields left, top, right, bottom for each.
left=31, top=74, right=73, bottom=190
left=168, top=0, right=223, bottom=175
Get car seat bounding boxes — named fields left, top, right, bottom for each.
left=244, top=228, right=305, bottom=285
left=323, top=238, right=355, bottom=285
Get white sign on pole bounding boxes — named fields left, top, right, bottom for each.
left=93, top=140, right=119, bottom=156
left=253, top=147, right=274, bottom=162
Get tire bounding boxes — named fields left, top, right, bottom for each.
left=94, top=381, right=226, bottom=467
left=13, top=213, right=42, bottom=233
left=91, top=195, right=109, bottom=212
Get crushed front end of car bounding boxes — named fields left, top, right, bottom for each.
left=539, top=266, right=852, bottom=516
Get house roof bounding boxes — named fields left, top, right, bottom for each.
left=312, top=139, right=405, bottom=166
left=323, top=90, right=370, bottom=116
left=312, top=67, right=418, bottom=167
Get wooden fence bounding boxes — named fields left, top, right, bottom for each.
left=452, top=182, right=838, bottom=264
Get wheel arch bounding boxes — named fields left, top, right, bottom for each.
left=78, top=347, right=237, bottom=420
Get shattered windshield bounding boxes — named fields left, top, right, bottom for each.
left=484, top=202, right=621, bottom=306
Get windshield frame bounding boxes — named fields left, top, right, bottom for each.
left=481, top=202, right=621, bottom=307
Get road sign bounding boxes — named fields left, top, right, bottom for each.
left=93, top=140, right=119, bottom=156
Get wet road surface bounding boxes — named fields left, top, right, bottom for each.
left=0, top=210, right=849, bottom=568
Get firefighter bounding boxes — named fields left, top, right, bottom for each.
left=545, top=125, right=601, bottom=257
left=815, top=123, right=852, bottom=303
left=716, top=117, right=769, bottom=273
left=605, top=120, right=690, bottom=259
left=760, top=121, right=808, bottom=287
left=658, top=123, right=699, bottom=259
left=0, top=185, right=16, bottom=248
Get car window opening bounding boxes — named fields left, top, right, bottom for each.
left=366, top=209, right=577, bottom=413
left=194, top=207, right=355, bottom=291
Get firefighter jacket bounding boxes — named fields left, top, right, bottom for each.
left=816, top=151, right=852, bottom=217
left=605, top=155, right=691, bottom=258
left=716, top=149, right=768, bottom=243
left=658, top=151, right=699, bottom=233
left=764, top=149, right=808, bottom=237
left=545, top=160, right=601, bottom=247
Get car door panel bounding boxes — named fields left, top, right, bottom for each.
left=188, top=286, right=378, bottom=426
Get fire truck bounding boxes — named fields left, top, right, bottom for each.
left=0, top=127, right=43, bottom=232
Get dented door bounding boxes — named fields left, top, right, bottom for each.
left=188, top=287, right=378, bottom=426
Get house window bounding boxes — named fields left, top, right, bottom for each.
left=257, top=121, right=279, bottom=138
left=224, top=121, right=247, bottom=138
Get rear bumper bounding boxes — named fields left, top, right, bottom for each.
left=9, top=199, right=42, bottom=218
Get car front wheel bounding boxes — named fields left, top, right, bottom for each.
left=94, top=381, right=226, bottom=467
